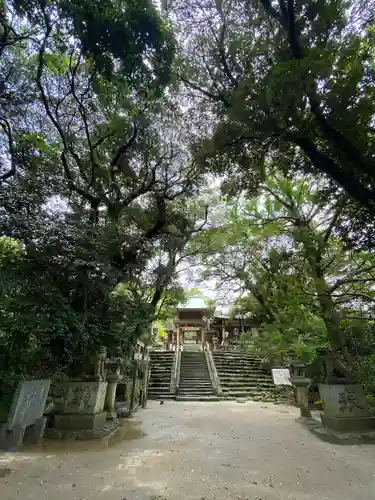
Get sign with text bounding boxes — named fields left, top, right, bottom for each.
left=272, top=368, right=292, bottom=386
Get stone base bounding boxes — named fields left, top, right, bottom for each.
left=53, top=411, right=107, bottom=431
left=0, top=417, right=47, bottom=450
left=23, top=417, right=47, bottom=444
left=44, top=420, right=119, bottom=441
left=296, top=414, right=375, bottom=445
left=321, top=413, right=375, bottom=432
left=310, top=425, right=375, bottom=445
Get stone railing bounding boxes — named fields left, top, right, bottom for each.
left=204, top=347, right=222, bottom=396
left=170, top=349, right=180, bottom=395
left=175, top=349, right=181, bottom=396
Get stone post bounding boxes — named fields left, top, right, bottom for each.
left=104, top=356, right=123, bottom=420
left=289, top=361, right=311, bottom=419
left=295, top=383, right=311, bottom=418
left=176, top=325, right=180, bottom=351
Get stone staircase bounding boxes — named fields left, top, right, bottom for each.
left=148, top=350, right=174, bottom=400
left=212, top=352, right=277, bottom=402
left=177, top=351, right=217, bottom=401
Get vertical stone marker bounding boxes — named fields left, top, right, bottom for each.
left=319, top=383, right=375, bottom=432
left=0, top=379, right=51, bottom=449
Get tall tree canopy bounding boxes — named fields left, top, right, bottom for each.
left=166, top=0, right=375, bottom=212
left=1, top=0, right=375, bottom=395
left=0, top=0, right=208, bottom=388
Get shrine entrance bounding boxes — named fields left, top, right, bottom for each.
left=180, top=327, right=203, bottom=351
left=167, top=297, right=212, bottom=351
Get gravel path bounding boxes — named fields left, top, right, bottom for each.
left=1, top=401, right=375, bottom=499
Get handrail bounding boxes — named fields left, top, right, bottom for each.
left=170, top=349, right=178, bottom=394
left=204, top=346, right=222, bottom=396
left=175, top=349, right=181, bottom=396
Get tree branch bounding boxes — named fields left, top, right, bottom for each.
left=178, top=74, right=231, bottom=108
left=293, top=136, right=375, bottom=211
left=323, top=196, right=347, bottom=242
left=329, top=263, right=375, bottom=293
left=261, top=0, right=373, bottom=178
left=110, top=121, right=137, bottom=167
left=0, top=118, right=16, bottom=180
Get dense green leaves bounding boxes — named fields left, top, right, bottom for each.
left=1, top=0, right=375, bottom=396
left=0, top=0, right=204, bottom=398
left=167, top=0, right=375, bottom=213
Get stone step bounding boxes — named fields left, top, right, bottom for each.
left=148, top=394, right=175, bottom=400
left=180, top=377, right=210, bottom=380
left=176, top=396, right=220, bottom=401
left=220, top=379, right=275, bottom=387
left=148, top=392, right=173, bottom=398
left=180, top=372, right=209, bottom=376
left=148, top=351, right=174, bottom=399
left=179, top=385, right=214, bottom=390
left=179, top=387, right=214, bottom=391
left=179, top=391, right=214, bottom=395
left=220, top=385, right=274, bottom=391
left=180, top=366, right=208, bottom=369
left=179, top=386, right=213, bottom=392
left=218, top=372, right=272, bottom=378
left=150, top=353, right=174, bottom=357
left=179, top=383, right=212, bottom=387
left=214, top=363, right=262, bottom=366
left=219, top=378, right=273, bottom=384
left=215, top=365, right=262, bottom=369
left=221, top=389, right=273, bottom=396
left=179, top=378, right=212, bottom=382
left=213, top=358, right=261, bottom=363
left=180, top=381, right=212, bottom=385
left=213, top=353, right=261, bottom=358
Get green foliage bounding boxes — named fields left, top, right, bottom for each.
left=11, top=0, right=175, bottom=88
left=59, top=0, right=175, bottom=86
left=169, top=0, right=375, bottom=213
left=0, top=0, right=204, bottom=396
left=190, top=172, right=375, bottom=375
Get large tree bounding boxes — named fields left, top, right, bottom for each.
left=166, top=0, right=375, bottom=211
left=0, top=0, right=208, bottom=387
left=191, top=172, right=375, bottom=374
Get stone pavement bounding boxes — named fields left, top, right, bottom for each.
left=1, top=401, right=375, bottom=499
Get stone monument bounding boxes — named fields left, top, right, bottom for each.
left=53, top=380, right=108, bottom=432
left=48, top=346, right=109, bottom=437
left=314, top=349, right=375, bottom=436
left=0, top=379, right=51, bottom=449
left=319, top=383, right=375, bottom=432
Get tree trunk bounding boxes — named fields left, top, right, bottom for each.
left=294, top=222, right=349, bottom=358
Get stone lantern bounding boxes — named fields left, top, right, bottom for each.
left=289, top=361, right=311, bottom=419
left=104, top=353, right=124, bottom=420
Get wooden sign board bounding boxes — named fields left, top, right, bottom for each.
left=272, top=368, right=292, bottom=386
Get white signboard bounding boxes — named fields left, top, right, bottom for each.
left=272, top=368, right=292, bottom=386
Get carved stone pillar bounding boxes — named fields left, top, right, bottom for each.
left=105, top=357, right=122, bottom=420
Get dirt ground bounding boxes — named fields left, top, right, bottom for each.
left=1, top=401, right=375, bottom=500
